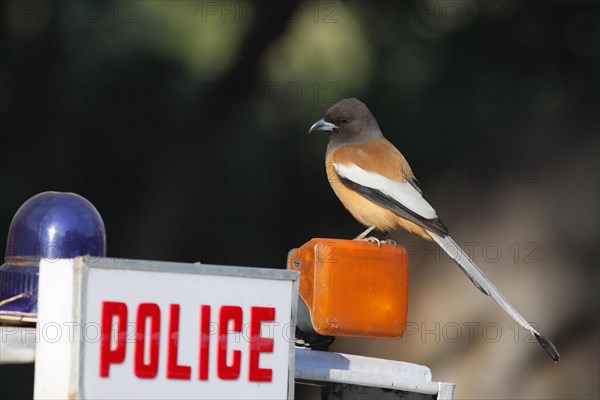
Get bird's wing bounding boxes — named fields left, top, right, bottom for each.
left=334, top=166, right=449, bottom=235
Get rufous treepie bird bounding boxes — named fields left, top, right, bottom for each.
left=309, top=97, right=559, bottom=361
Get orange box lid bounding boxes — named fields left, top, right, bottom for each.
left=288, top=238, right=408, bottom=339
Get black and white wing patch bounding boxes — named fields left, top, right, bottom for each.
left=334, top=163, right=448, bottom=236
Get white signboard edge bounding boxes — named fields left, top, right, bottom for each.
left=34, top=257, right=299, bottom=400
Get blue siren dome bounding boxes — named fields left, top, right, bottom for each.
left=0, top=191, right=106, bottom=318
left=6, top=191, right=106, bottom=260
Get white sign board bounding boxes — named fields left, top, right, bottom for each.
left=34, top=257, right=298, bottom=399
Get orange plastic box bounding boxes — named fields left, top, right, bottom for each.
left=287, top=238, right=409, bottom=339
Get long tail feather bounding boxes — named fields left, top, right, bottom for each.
left=427, top=231, right=559, bottom=362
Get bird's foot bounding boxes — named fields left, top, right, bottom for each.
left=380, top=239, right=397, bottom=247
left=355, top=236, right=381, bottom=247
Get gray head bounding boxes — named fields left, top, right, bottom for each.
left=309, top=98, right=383, bottom=150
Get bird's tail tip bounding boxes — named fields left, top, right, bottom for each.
left=534, top=332, right=560, bottom=362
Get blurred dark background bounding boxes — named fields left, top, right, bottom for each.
left=1, top=0, right=598, bottom=399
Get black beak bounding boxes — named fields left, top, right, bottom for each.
left=309, top=118, right=338, bottom=133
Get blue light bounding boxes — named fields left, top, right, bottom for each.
left=0, top=192, right=106, bottom=317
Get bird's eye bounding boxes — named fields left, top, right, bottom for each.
left=339, top=118, right=348, bottom=125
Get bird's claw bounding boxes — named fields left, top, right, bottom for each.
left=355, top=236, right=381, bottom=247
left=353, top=237, right=397, bottom=248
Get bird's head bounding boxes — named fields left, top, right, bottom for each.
left=309, top=98, right=382, bottom=143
